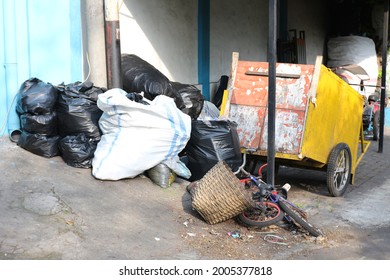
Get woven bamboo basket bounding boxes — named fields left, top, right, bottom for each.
left=190, top=161, right=254, bottom=224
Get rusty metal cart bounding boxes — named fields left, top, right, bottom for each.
left=221, top=53, right=370, bottom=197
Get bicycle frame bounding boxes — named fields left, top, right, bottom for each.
left=235, top=150, right=321, bottom=235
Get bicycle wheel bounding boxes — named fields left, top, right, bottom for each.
left=278, top=199, right=323, bottom=237
left=237, top=201, right=283, bottom=228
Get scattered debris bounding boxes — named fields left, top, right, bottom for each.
left=227, top=230, right=241, bottom=239
left=315, top=235, right=326, bottom=244
left=65, top=220, right=74, bottom=226
left=254, top=231, right=277, bottom=235
left=263, top=234, right=288, bottom=245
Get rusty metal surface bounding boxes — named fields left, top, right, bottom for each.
left=229, top=61, right=314, bottom=155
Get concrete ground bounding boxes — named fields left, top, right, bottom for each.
left=1, top=128, right=390, bottom=260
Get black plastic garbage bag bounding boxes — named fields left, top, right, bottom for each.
left=121, top=54, right=177, bottom=101
left=19, top=112, right=58, bottom=135
left=184, top=119, right=242, bottom=181
left=17, top=131, right=60, bottom=158
left=58, top=134, right=98, bottom=168
left=16, top=77, right=58, bottom=115
left=172, top=82, right=204, bottom=120
left=56, top=81, right=104, bottom=140
left=125, top=92, right=150, bottom=105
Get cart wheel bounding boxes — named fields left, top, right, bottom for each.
left=326, top=143, right=352, bottom=197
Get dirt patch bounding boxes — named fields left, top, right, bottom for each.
left=176, top=206, right=333, bottom=260
left=175, top=163, right=384, bottom=260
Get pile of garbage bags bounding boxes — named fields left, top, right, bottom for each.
left=122, top=54, right=204, bottom=120
left=16, top=78, right=61, bottom=158
left=121, top=54, right=242, bottom=181
left=16, top=78, right=104, bottom=168
left=92, top=88, right=191, bottom=181
left=14, top=54, right=243, bottom=187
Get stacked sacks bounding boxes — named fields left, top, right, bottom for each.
left=92, top=88, right=191, bottom=181
left=121, top=54, right=204, bottom=120
left=121, top=54, right=178, bottom=102
left=16, top=77, right=60, bottom=158
left=56, top=81, right=105, bottom=168
left=120, top=54, right=204, bottom=184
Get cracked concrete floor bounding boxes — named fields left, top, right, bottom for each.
left=1, top=129, right=390, bottom=260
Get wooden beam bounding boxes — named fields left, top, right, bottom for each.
left=245, top=71, right=300, bottom=79
left=220, top=52, right=239, bottom=118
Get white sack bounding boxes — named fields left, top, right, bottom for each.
left=92, top=88, right=191, bottom=180
left=327, top=36, right=378, bottom=96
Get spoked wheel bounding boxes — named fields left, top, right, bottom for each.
left=278, top=199, right=323, bottom=237
left=326, top=143, right=352, bottom=197
left=237, top=201, right=284, bottom=228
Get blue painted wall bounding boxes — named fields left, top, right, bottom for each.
left=198, top=0, right=210, bottom=101
left=386, top=107, right=390, bottom=127
left=0, top=0, right=82, bottom=135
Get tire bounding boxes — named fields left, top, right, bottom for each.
left=326, top=143, right=352, bottom=197
left=278, top=199, right=323, bottom=237
left=237, top=201, right=284, bottom=228
left=373, top=110, right=380, bottom=141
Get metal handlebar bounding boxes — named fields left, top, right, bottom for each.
left=233, top=148, right=256, bottom=175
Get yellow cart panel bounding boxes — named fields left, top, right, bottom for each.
left=222, top=53, right=368, bottom=196
left=301, top=65, right=364, bottom=175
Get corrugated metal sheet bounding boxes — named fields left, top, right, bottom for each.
left=0, top=0, right=82, bottom=135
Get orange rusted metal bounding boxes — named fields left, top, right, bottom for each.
left=229, top=61, right=314, bottom=156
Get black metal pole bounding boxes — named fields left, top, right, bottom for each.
left=379, top=0, right=389, bottom=153
left=104, top=0, right=123, bottom=89
left=267, top=0, right=277, bottom=185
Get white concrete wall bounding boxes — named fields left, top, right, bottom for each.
left=120, top=0, right=198, bottom=84
left=209, top=0, right=328, bottom=95
left=118, top=0, right=328, bottom=92
left=210, top=0, right=328, bottom=80
left=210, top=0, right=268, bottom=83
left=287, top=0, right=328, bottom=64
